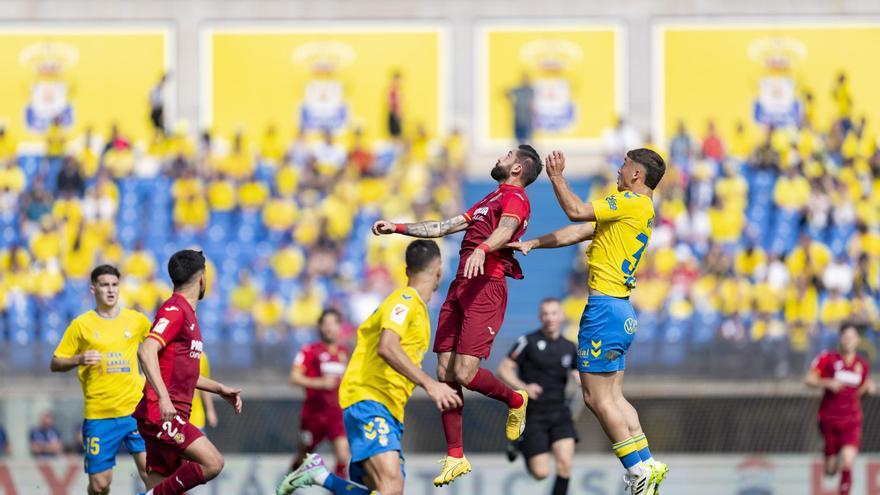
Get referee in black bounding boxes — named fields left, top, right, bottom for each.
left=497, top=297, right=579, bottom=495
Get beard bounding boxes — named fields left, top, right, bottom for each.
left=491, top=162, right=509, bottom=181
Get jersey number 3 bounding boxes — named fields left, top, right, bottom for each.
left=621, top=233, right=649, bottom=288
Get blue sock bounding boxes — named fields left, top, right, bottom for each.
left=322, top=473, right=373, bottom=495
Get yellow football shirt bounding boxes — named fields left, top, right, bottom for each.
left=190, top=353, right=211, bottom=429
left=339, top=286, right=430, bottom=422
left=587, top=192, right=655, bottom=297
left=53, top=308, right=151, bottom=419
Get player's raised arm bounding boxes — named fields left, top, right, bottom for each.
left=545, top=150, right=596, bottom=222
left=376, top=328, right=463, bottom=411
left=372, top=214, right=469, bottom=238
left=508, top=222, right=595, bottom=255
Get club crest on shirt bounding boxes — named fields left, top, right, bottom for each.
left=537, top=340, right=546, bottom=351
left=123, top=329, right=132, bottom=339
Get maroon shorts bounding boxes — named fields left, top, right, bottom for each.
left=300, top=408, right=346, bottom=449
left=819, top=417, right=862, bottom=456
left=434, top=276, right=507, bottom=359
left=136, top=414, right=204, bottom=476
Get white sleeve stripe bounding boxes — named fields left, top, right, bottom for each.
left=511, top=337, right=528, bottom=358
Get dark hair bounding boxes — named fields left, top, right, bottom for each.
left=515, top=144, right=542, bottom=186
left=627, top=148, right=666, bottom=189
left=318, top=308, right=342, bottom=326
left=168, top=249, right=206, bottom=288
left=90, top=264, right=120, bottom=283
left=540, top=297, right=561, bottom=306
left=405, top=240, right=441, bottom=274
left=840, top=322, right=864, bottom=336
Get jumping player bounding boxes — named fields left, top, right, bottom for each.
left=277, top=240, right=462, bottom=495
left=288, top=308, right=350, bottom=478
left=371, top=144, right=543, bottom=486
left=497, top=298, right=579, bottom=495
left=805, top=323, right=875, bottom=495
left=510, top=149, right=668, bottom=495
left=134, top=249, right=243, bottom=495
left=51, top=265, right=151, bottom=495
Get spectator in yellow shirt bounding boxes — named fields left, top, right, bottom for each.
left=238, top=177, right=270, bottom=211
left=253, top=290, right=286, bottom=340
left=832, top=72, right=853, bottom=122
left=46, top=117, right=67, bottom=159
left=123, top=242, right=157, bottom=280
left=30, top=218, right=61, bottom=263
left=230, top=270, right=259, bottom=315
left=773, top=166, right=810, bottom=212
left=263, top=195, right=299, bottom=233
left=221, top=131, right=255, bottom=180
left=270, top=243, right=305, bottom=280
left=735, top=242, right=766, bottom=279
left=786, top=234, right=832, bottom=280
left=173, top=192, right=209, bottom=231
left=207, top=173, right=237, bottom=212
left=259, top=125, right=285, bottom=164
left=820, top=289, right=852, bottom=328
left=0, top=159, right=25, bottom=193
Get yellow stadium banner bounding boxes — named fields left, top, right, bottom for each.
left=654, top=20, right=880, bottom=144
left=0, top=25, right=172, bottom=144
left=202, top=24, right=448, bottom=143
left=476, top=22, right=624, bottom=150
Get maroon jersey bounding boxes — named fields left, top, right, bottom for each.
left=458, top=183, right=531, bottom=279
left=136, top=293, right=203, bottom=422
left=293, top=342, right=348, bottom=413
left=812, top=351, right=869, bottom=422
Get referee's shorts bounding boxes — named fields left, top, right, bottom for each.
left=519, top=406, right=578, bottom=459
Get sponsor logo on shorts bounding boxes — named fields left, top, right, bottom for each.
left=488, top=326, right=496, bottom=336
left=173, top=432, right=186, bottom=444
left=624, top=318, right=638, bottom=335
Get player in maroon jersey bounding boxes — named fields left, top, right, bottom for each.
left=134, top=250, right=243, bottom=495
left=371, top=144, right=543, bottom=486
left=805, top=323, right=876, bottom=495
left=289, top=308, right=350, bottom=477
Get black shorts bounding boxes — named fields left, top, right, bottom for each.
left=519, top=406, right=578, bottom=459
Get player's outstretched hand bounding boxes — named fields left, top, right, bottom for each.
left=545, top=150, right=566, bottom=177
left=219, top=385, right=243, bottom=414
left=80, top=350, right=102, bottom=366
left=507, top=239, right=537, bottom=256
left=159, top=396, right=177, bottom=423
left=372, top=220, right=396, bottom=236
left=463, top=249, right=486, bottom=279
left=426, top=381, right=464, bottom=411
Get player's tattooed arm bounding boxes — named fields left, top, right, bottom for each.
left=508, top=222, right=595, bottom=255
left=372, top=214, right=468, bottom=238
left=481, top=215, right=522, bottom=250
left=545, top=150, right=597, bottom=222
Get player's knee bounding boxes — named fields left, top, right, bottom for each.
left=88, top=476, right=111, bottom=494
left=201, top=453, right=225, bottom=480
left=452, top=362, right=476, bottom=385
left=556, top=458, right=573, bottom=478
left=375, top=476, right=404, bottom=495
left=530, top=466, right=550, bottom=481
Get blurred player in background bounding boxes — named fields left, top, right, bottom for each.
left=288, top=308, right=350, bottom=477
left=190, top=353, right=218, bottom=431
left=510, top=149, right=668, bottom=495
left=371, top=144, right=542, bottom=487
left=51, top=264, right=151, bottom=495
left=497, top=298, right=579, bottom=495
left=805, top=323, right=876, bottom=495
left=135, top=249, right=243, bottom=495
left=277, top=240, right=462, bottom=495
